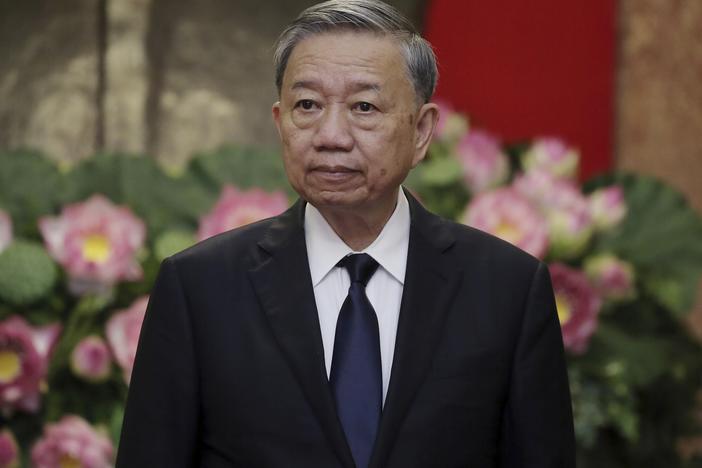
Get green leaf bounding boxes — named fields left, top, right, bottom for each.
left=120, top=158, right=212, bottom=236
left=188, top=145, right=292, bottom=195
left=58, top=152, right=127, bottom=202
left=586, top=173, right=702, bottom=316
left=61, top=153, right=213, bottom=236
left=110, top=404, right=125, bottom=446
left=643, top=274, right=699, bottom=315
left=419, top=156, right=462, bottom=186
left=154, top=229, right=196, bottom=260
left=586, top=323, right=671, bottom=387
left=0, top=149, right=64, bottom=238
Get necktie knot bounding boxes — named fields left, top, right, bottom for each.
left=338, top=253, right=379, bottom=287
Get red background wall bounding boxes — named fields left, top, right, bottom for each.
left=424, top=0, right=617, bottom=180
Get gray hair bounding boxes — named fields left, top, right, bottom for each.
left=273, top=0, right=438, bottom=104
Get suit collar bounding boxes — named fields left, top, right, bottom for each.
left=256, top=197, right=306, bottom=255
left=404, top=187, right=456, bottom=253
left=250, top=199, right=356, bottom=467
left=256, top=188, right=455, bottom=255
left=251, top=190, right=461, bottom=468
left=370, top=191, right=463, bottom=468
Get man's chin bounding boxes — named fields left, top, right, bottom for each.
left=305, top=191, right=365, bottom=210
left=303, top=189, right=401, bottom=222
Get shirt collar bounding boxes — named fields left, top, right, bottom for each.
left=304, top=188, right=410, bottom=287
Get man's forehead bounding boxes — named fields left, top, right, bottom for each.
left=286, top=32, right=403, bottom=70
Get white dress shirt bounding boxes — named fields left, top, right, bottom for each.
left=304, top=189, right=410, bottom=403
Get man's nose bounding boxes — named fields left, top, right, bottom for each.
left=312, top=106, right=354, bottom=152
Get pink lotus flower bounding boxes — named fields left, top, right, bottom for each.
left=513, top=169, right=579, bottom=210
left=513, top=170, right=593, bottom=259
left=462, top=188, right=549, bottom=258
left=584, top=254, right=636, bottom=302
left=0, top=211, right=11, bottom=254
left=589, top=186, right=627, bottom=231
left=38, top=194, right=146, bottom=295
left=70, top=336, right=112, bottom=383
left=106, top=296, right=148, bottom=384
left=455, top=130, right=509, bottom=194
left=198, top=186, right=288, bottom=241
left=432, top=98, right=469, bottom=144
left=0, top=316, right=61, bottom=414
left=0, top=429, right=19, bottom=468
left=521, top=137, right=579, bottom=180
left=549, top=263, right=601, bottom=354
left=31, top=415, right=114, bottom=468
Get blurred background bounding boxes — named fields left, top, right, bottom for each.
left=1, top=0, right=700, bottom=293
left=2, top=0, right=701, bottom=209
left=0, top=0, right=701, bottom=466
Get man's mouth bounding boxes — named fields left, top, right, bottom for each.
left=309, top=165, right=361, bottom=182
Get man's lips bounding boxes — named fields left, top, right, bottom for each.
left=310, top=165, right=359, bottom=173
left=309, top=165, right=361, bottom=183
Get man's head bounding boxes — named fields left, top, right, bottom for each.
left=274, top=0, right=438, bottom=105
left=272, top=0, right=439, bottom=219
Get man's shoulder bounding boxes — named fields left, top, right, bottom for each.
left=167, top=215, right=278, bottom=272
left=423, top=211, right=542, bottom=275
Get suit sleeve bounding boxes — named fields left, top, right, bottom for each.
left=116, top=257, right=200, bottom=467
left=500, top=261, right=576, bottom=468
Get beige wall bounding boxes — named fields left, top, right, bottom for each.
left=616, top=0, right=702, bottom=336
left=0, top=0, right=423, bottom=169
left=0, top=0, right=100, bottom=164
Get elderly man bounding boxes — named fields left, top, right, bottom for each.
left=117, top=1, right=575, bottom=467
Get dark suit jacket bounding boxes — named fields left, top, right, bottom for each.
left=116, top=192, right=575, bottom=468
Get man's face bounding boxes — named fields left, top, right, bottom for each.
left=273, top=31, right=437, bottom=216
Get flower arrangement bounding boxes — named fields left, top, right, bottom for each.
left=197, top=185, right=288, bottom=241
left=70, top=336, right=112, bottom=384
left=0, top=148, right=292, bottom=466
left=38, top=195, right=146, bottom=296
left=0, top=316, right=61, bottom=415
left=30, top=415, right=113, bottom=468
left=409, top=101, right=702, bottom=467
left=0, top=103, right=700, bottom=466
left=104, top=296, right=148, bottom=385
left=0, top=429, right=19, bottom=468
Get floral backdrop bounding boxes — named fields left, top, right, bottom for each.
left=0, top=101, right=701, bottom=467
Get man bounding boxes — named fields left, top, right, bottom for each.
left=117, top=1, right=575, bottom=467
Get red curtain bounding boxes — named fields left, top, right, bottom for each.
left=424, top=0, right=616, bottom=180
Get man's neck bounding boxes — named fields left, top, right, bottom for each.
left=314, top=193, right=399, bottom=251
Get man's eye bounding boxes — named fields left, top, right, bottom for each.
left=354, top=102, right=376, bottom=113
left=295, top=99, right=316, bottom=110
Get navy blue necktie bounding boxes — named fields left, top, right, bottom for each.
left=330, top=253, right=382, bottom=468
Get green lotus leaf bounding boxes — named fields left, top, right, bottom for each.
left=154, top=230, right=196, bottom=261
left=419, top=156, right=463, bottom=187
left=0, top=149, right=64, bottom=237
left=62, top=153, right=213, bottom=236
left=585, top=173, right=702, bottom=316
left=188, top=146, right=292, bottom=195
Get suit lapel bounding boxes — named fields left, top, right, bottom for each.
left=248, top=200, right=355, bottom=468
left=370, top=193, right=464, bottom=468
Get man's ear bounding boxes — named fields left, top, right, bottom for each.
left=272, top=101, right=282, bottom=137
left=411, top=102, right=439, bottom=167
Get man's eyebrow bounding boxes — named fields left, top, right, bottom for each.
left=348, top=81, right=381, bottom=93
left=291, top=80, right=318, bottom=90
left=289, top=80, right=382, bottom=93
